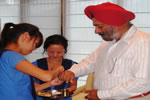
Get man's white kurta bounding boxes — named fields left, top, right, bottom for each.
left=70, top=25, right=150, bottom=100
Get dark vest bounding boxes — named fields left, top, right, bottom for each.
left=36, top=58, right=77, bottom=100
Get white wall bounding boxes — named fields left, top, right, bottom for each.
left=0, top=0, right=21, bottom=28
left=20, top=0, right=61, bottom=61
left=122, top=0, right=150, bottom=33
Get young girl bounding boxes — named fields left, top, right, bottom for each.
left=0, top=23, right=64, bottom=100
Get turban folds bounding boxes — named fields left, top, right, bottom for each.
left=84, top=2, right=135, bottom=26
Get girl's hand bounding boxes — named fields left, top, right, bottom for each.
left=51, top=65, right=64, bottom=79
left=50, top=77, right=64, bottom=86
left=55, top=65, right=64, bottom=73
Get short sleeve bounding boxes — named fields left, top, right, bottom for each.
left=32, top=61, right=38, bottom=66
left=1, top=51, right=25, bottom=69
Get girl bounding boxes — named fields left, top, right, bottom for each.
left=0, top=23, right=64, bottom=100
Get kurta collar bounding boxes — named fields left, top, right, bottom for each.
left=118, top=25, right=137, bottom=44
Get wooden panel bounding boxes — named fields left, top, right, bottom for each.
left=65, top=15, right=92, bottom=28
left=22, top=17, right=60, bottom=29
left=65, top=54, right=88, bottom=62
left=0, top=6, right=20, bottom=16
left=25, top=4, right=60, bottom=17
left=123, top=0, right=150, bottom=12
left=25, top=52, right=46, bottom=62
left=65, top=0, right=115, bottom=15
left=132, top=13, right=150, bottom=27
left=67, top=41, right=101, bottom=54
left=65, top=28, right=102, bottom=41
left=1, top=17, right=21, bottom=28
left=138, top=28, right=150, bottom=34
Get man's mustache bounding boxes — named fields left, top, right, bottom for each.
left=98, top=32, right=105, bottom=36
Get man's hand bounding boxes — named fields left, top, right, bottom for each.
left=66, top=79, right=77, bottom=93
left=59, top=70, right=75, bottom=84
left=85, top=89, right=100, bottom=100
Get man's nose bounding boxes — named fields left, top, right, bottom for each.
left=53, top=53, right=58, bottom=57
left=95, top=27, right=102, bottom=34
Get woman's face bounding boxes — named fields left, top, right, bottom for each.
left=47, top=44, right=65, bottom=61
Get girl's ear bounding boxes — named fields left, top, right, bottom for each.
left=18, top=32, right=30, bottom=43
left=17, top=32, right=30, bottom=46
left=21, top=32, right=30, bottom=41
left=23, top=32, right=30, bottom=39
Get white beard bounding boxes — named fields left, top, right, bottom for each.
left=112, top=31, right=120, bottom=41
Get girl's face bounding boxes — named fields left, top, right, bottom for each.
left=18, top=32, right=40, bottom=55
left=47, top=44, right=65, bottom=61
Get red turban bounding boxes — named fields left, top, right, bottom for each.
left=84, top=2, right=135, bottom=26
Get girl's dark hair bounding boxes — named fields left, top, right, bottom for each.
left=0, top=22, right=43, bottom=51
left=43, top=34, right=68, bottom=53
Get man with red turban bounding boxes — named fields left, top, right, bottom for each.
left=60, top=2, right=150, bottom=100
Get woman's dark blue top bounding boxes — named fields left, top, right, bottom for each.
left=32, top=58, right=78, bottom=100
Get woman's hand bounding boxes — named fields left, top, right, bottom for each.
left=34, top=77, right=64, bottom=92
